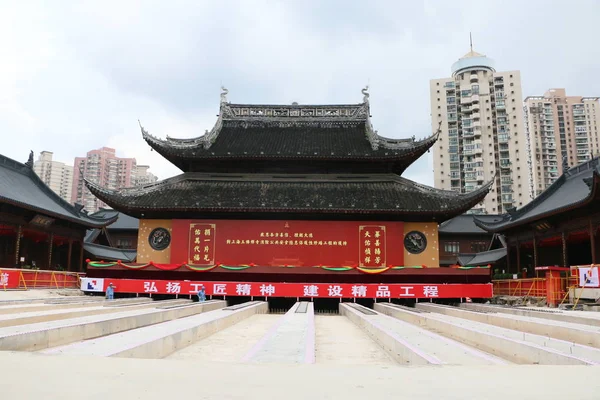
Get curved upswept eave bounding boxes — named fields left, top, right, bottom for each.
left=84, top=178, right=126, bottom=212
left=456, top=178, right=495, bottom=211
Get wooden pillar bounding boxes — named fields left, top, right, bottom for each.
left=67, top=239, right=73, bottom=272
left=79, top=241, right=84, bottom=272
left=47, top=233, right=54, bottom=270
left=562, top=231, right=568, bottom=267
left=506, top=243, right=511, bottom=272
left=516, top=239, right=521, bottom=272
left=533, top=235, right=538, bottom=268
left=14, top=225, right=22, bottom=266
left=591, top=219, right=597, bottom=265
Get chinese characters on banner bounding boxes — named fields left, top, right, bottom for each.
left=189, top=224, right=216, bottom=265
left=359, top=225, right=386, bottom=267
left=171, top=220, right=405, bottom=267
left=91, top=278, right=493, bottom=299
left=0, top=270, right=19, bottom=289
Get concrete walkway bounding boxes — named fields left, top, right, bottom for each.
left=243, top=302, right=314, bottom=364
left=1, top=351, right=599, bottom=400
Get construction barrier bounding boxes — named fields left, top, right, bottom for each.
left=0, top=267, right=83, bottom=291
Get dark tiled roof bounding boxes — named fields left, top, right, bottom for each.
left=457, top=248, right=507, bottom=266
left=0, top=153, right=116, bottom=228
left=83, top=243, right=137, bottom=262
left=84, top=229, right=101, bottom=243
left=85, top=173, right=493, bottom=221
left=439, top=214, right=503, bottom=234
left=89, top=209, right=139, bottom=230
left=475, top=158, right=600, bottom=232
left=141, top=99, right=439, bottom=174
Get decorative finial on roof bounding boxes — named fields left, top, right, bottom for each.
left=220, top=86, right=229, bottom=104
left=362, top=86, right=369, bottom=103
left=25, top=150, right=34, bottom=168
left=562, top=155, right=569, bottom=172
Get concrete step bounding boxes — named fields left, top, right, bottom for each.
left=41, top=301, right=268, bottom=359
left=376, top=303, right=600, bottom=365
left=417, top=303, right=600, bottom=349
left=341, top=303, right=506, bottom=366
left=242, top=302, right=315, bottom=364
left=0, top=300, right=226, bottom=351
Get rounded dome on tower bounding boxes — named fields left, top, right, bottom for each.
left=451, top=49, right=495, bottom=77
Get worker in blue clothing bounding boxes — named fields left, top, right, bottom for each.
left=106, top=283, right=116, bottom=300
left=197, top=285, right=206, bottom=302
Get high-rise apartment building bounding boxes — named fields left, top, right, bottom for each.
left=133, top=165, right=158, bottom=186
left=33, top=151, right=74, bottom=202
left=71, top=147, right=158, bottom=212
left=524, top=89, right=600, bottom=197
left=430, top=49, right=531, bottom=214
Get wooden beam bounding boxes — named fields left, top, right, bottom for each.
left=14, top=225, right=22, bottom=266
left=67, top=239, right=73, bottom=272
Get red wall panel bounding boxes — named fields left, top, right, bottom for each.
left=171, top=220, right=404, bottom=267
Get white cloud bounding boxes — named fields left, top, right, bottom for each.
left=1, top=0, right=599, bottom=189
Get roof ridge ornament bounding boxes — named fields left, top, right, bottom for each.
left=220, top=86, right=229, bottom=104
left=25, top=150, right=34, bottom=168
left=362, top=86, right=369, bottom=103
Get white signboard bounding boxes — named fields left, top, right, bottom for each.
left=579, top=267, right=600, bottom=288
left=80, top=278, right=105, bottom=292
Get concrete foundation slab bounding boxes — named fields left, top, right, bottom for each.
left=342, top=303, right=505, bottom=365
left=377, top=303, right=600, bottom=365
left=460, top=303, right=600, bottom=326
left=0, top=299, right=190, bottom=328
left=1, top=352, right=600, bottom=400
left=418, top=303, right=600, bottom=349
left=41, top=301, right=268, bottom=358
left=242, top=302, right=315, bottom=364
left=0, top=300, right=225, bottom=351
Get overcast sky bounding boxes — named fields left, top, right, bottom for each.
left=2, top=0, right=599, bottom=186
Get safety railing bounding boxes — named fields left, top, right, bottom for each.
left=492, top=278, right=547, bottom=298
left=0, top=267, right=83, bottom=291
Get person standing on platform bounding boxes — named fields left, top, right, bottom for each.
left=106, top=283, right=116, bottom=300
left=197, top=285, right=206, bottom=302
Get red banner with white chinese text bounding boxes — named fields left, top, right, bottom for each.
left=0, top=269, right=20, bottom=289
left=88, top=278, right=492, bottom=299
left=171, top=220, right=404, bottom=267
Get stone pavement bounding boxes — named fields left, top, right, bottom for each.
left=0, top=351, right=599, bottom=399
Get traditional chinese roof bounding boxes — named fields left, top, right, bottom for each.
left=84, top=172, right=493, bottom=222
left=0, top=152, right=117, bottom=228
left=457, top=248, right=507, bottom=267
left=141, top=88, right=439, bottom=174
left=89, top=209, right=139, bottom=230
left=475, top=157, right=600, bottom=233
left=83, top=242, right=137, bottom=262
left=439, top=214, right=503, bottom=235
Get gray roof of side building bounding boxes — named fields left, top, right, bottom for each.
left=438, top=214, right=504, bottom=234
left=83, top=242, right=137, bottom=262
left=457, top=248, right=507, bottom=266
left=89, top=209, right=139, bottom=230
left=0, top=152, right=116, bottom=228
left=475, top=158, right=600, bottom=233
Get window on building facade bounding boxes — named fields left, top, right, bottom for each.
left=444, top=242, right=460, bottom=254
left=470, top=241, right=488, bottom=253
